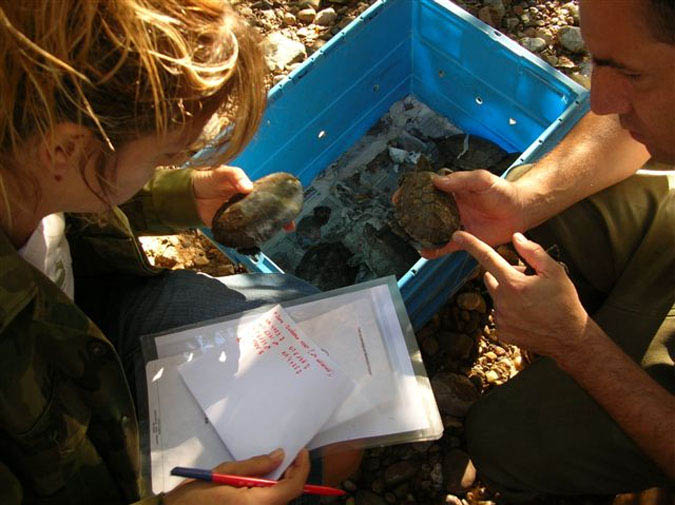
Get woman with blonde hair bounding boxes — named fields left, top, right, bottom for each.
left=0, top=1, right=359, bottom=504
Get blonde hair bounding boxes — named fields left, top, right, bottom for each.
left=0, top=0, right=266, bottom=207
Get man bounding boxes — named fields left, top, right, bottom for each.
left=425, top=0, right=674, bottom=500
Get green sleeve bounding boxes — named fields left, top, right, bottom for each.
left=119, top=168, right=204, bottom=235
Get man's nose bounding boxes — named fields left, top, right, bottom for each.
left=590, top=66, right=632, bottom=116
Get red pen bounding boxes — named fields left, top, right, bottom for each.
left=170, top=466, right=347, bottom=496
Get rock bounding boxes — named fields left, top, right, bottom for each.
left=555, top=54, right=576, bottom=69
left=570, top=72, right=591, bottom=89
left=483, top=0, right=505, bottom=26
left=355, top=490, right=387, bottom=505
left=263, top=32, right=307, bottom=72
left=431, top=372, right=480, bottom=417
left=430, top=461, right=444, bottom=489
left=383, top=461, right=416, bottom=487
left=343, top=479, right=358, bottom=492
left=456, top=292, right=485, bottom=312
left=442, top=449, right=476, bottom=494
left=299, top=0, right=321, bottom=9
left=521, top=36, right=547, bottom=53
left=504, top=16, right=520, bottom=31
left=283, top=12, right=297, bottom=25
left=496, top=244, right=520, bottom=265
left=478, top=6, right=496, bottom=27
left=562, top=1, right=580, bottom=24
left=422, top=336, right=440, bottom=356
left=297, top=7, right=317, bottom=23
left=485, top=369, right=500, bottom=383
left=384, top=492, right=396, bottom=504
left=315, top=7, right=337, bottom=26
left=444, top=495, right=463, bottom=505
left=559, top=26, right=585, bottom=53
left=438, top=331, right=474, bottom=361
left=371, top=478, right=385, bottom=494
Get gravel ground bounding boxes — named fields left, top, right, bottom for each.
left=140, top=2, right=667, bottom=504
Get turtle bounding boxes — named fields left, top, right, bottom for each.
left=294, top=241, right=358, bottom=291
left=393, top=158, right=461, bottom=250
left=211, top=172, right=303, bottom=254
left=295, top=205, right=332, bottom=248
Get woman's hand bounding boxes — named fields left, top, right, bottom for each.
left=163, top=449, right=311, bottom=505
left=420, top=170, right=528, bottom=259
left=192, top=166, right=254, bottom=226
left=453, top=230, right=589, bottom=361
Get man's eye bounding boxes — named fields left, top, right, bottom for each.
left=622, top=72, right=642, bottom=81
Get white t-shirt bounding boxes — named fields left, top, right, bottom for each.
left=18, top=213, right=75, bottom=300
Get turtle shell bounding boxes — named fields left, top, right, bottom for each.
left=394, top=170, right=461, bottom=249
left=211, top=172, right=303, bottom=251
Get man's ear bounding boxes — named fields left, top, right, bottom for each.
left=39, top=123, right=92, bottom=183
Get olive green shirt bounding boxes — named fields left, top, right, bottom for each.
left=0, top=168, right=202, bottom=505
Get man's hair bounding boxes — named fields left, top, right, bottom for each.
left=0, top=0, right=266, bottom=207
left=646, top=0, right=675, bottom=44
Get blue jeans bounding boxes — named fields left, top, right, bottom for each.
left=76, top=270, right=323, bottom=504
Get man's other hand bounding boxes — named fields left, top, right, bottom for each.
left=453, top=230, right=589, bottom=361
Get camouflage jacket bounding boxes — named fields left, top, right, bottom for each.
left=0, top=168, right=203, bottom=505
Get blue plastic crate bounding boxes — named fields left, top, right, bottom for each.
left=201, top=0, right=590, bottom=331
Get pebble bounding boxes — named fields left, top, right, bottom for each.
left=263, top=32, right=307, bottom=72
left=315, top=7, right=338, bottom=26
left=299, top=0, right=321, bottom=9
left=443, top=449, right=476, bottom=494
left=297, top=7, right=317, bottom=23
left=558, top=26, right=585, bottom=53
left=438, top=331, right=474, bottom=361
left=356, top=490, right=387, bottom=505
left=283, top=12, right=297, bottom=25
left=456, top=292, right=486, bottom=313
left=521, top=36, right=547, bottom=53
left=485, top=370, right=500, bottom=383
left=431, top=372, right=480, bottom=417
left=422, top=336, right=440, bottom=356
left=344, top=479, right=358, bottom=492
left=383, top=461, right=417, bottom=487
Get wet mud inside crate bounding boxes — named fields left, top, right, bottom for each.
left=263, top=96, right=520, bottom=291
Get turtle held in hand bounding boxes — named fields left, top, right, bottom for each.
left=211, top=172, right=303, bottom=254
left=394, top=163, right=461, bottom=250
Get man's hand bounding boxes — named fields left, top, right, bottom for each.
left=192, top=166, right=254, bottom=226
left=163, top=449, right=311, bottom=505
left=421, top=170, right=527, bottom=259
left=453, top=230, right=589, bottom=360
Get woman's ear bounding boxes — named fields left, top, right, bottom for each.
left=39, top=123, right=92, bottom=183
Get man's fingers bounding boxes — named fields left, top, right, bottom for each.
left=212, top=449, right=284, bottom=477
left=255, top=450, right=310, bottom=504
left=452, top=231, right=515, bottom=283
left=420, top=240, right=460, bottom=259
left=483, top=271, right=499, bottom=297
left=432, top=169, right=496, bottom=193
left=511, top=233, right=558, bottom=276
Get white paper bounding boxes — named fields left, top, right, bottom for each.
left=146, top=281, right=442, bottom=493
left=147, top=354, right=234, bottom=494
left=297, top=301, right=396, bottom=430
left=178, top=305, right=355, bottom=479
left=308, top=285, right=429, bottom=448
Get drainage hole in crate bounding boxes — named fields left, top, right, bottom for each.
left=438, top=69, right=445, bottom=78
left=373, top=84, right=380, bottom=92
left=494, top=30, right=502, bottom=36
left=317, top=130, right=327, bottom=139
left=475, top=96, right=484, bottom=105
left=509, top=117, right=517, bottom=126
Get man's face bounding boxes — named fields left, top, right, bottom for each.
left=580, top=0, right=675, bottom=163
